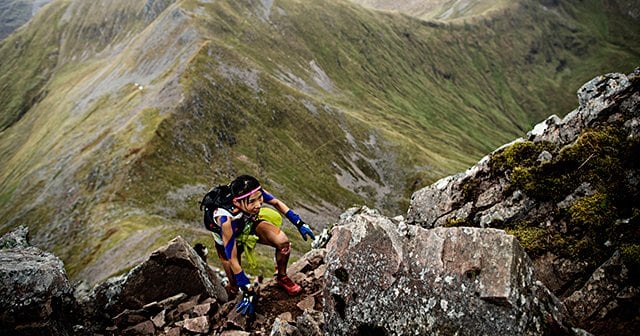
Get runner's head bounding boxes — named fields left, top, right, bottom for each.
left=230, top=175, right=263, bottom=215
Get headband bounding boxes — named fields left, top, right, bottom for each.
left=233, top=186, right=262, bottom=201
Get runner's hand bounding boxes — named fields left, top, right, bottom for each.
left=236, top=285, right=257, bottom=316
left=296, top=220, right=315, bottom=241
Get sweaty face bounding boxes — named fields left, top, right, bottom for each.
left=238, top=190, right=263, bottom=215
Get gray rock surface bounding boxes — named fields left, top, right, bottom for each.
left=407, top=70, right=639, bottom=230
left=0, top=226, right=77, bottom=335
left=563, top=252, right=639, bottom=336
left=323, top=207, right=574, bottom=335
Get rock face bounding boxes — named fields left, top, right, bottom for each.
left=0, top=225, right=328, bottom=335
left=323, top=207, right=573, bottom=336
left=406, top=69, right=640, bottom=335
left=407, top=72, right=639, bottom=230
left=0, top=226, right=77, bottom=336
left=80, top=236, right=227, bottom=329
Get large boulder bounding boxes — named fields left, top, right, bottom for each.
left=0, top=226, right=77, bottom=335
left=323, top=207, right=574, bottom=335
left=82, top=236, right=227, bottom=321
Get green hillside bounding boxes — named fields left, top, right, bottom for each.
left=0, top=0, right=638, bottom=284
left=348, top=0, right=514, bottom=21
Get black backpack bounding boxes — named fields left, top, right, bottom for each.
left=200, top=185, right=233, bottom=233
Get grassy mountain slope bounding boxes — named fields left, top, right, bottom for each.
left=348, top=0, right=513, bottom=21
left=0, top=0, right=638, bottom=284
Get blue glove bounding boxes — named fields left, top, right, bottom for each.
left=297, top=220, right=315, bottom=241
left=236, top=285, right=257, bottom=316
left=285, top=210, right=315, bottom=241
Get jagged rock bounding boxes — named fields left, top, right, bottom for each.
left=220, top=331, right=252, bottom=336
left=296, top=296, right=315, bottom=311
left=76, top=236, right=227, bottom=335
left=563, top=251, right=640, bottom=335
left=270, top=317, right=301, bottom=336
left=177, top=294, right=200, bottom=314
left=295, top=310, right=324, bottom=336
left=183, top=315, right=209, bottom=333
left=84, top=236, right=226, bottom=320
left=193, top=302, right=212, bottom=316
left=124, top=320, right=156, bottom=335
left=277, top=311, right=294, bottom=322
left=0, top=226, right=77, bottom=336
left=165, top=326, right=181, bottom=336
left=151, top=309, right=165, bottom=328
left=408, top=70, right=639, bottom=230
left=323, top=208, right=574, bottom=335
left=533, top=253, right=591, bottom=295
left=528, top=72, right=633, bottom=145
left=0, top=225, right=30, bottom=248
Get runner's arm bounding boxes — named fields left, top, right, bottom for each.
left=219, top=216, right=250, bottom=286
left=263, top=190, right=291, bottom=214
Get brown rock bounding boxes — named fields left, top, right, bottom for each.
left=0, top=226, right=76, bottom=335
left=91, top=236, right=226, bottom=318
left=165, top=326, right=181, bottom=336
left=277, top=311, right=293, bottom=322
left=296, top=296, right=315, bottom=311
left=151, top=310, right=165, bottom=328
left=220, top=331, right=251, bottom=336
left=177, top=295, right=200, bottom=314
left=193, top=302, right=211, bottom=317
left=183, top=316, right=209, bottom=333
left=124, top=320, right=155, bottom=335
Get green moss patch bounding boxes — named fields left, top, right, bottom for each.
left=489, top=124, right=638, bottom=267
left=505, top=226, right=548, bottom=256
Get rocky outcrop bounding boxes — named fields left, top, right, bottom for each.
left=406, top=69, right=640, bottom=335
left=0, top=226, right=77, bottom=336
left=0, top=224, right=328, bottom=335
left=323, top=207, right=575, bottom=336
left=78, top=235, right=228, bottom=332
left=407, top=70, right=639, bottom=229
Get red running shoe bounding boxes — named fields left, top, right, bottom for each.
left=276, top=274, right=302, bottom=296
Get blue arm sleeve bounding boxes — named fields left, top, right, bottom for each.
left=285, top=209, right=301, bottom=226
left=262, top=190, right=275, bottom=202
left=223, top=218, right=237, bottom=260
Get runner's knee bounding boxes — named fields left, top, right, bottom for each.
left=277, top=241, right=291, bottom=256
